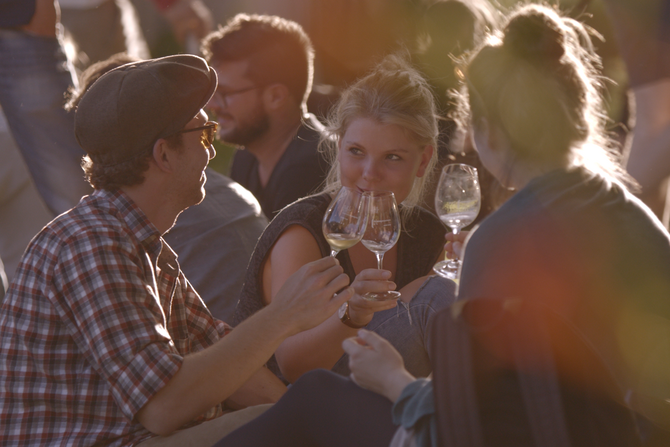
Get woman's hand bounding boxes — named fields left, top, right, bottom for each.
left=342, top=329, right=415, bottom=402
left=444, top=230, right=469, bottom=260
left=346, top=269, right=399, bottom=326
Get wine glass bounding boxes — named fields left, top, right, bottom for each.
left=322, top=186, right=369, bottom=257
left=433, top=163, right=481, bottom=279
left=361, top=191, right=402, bottom=301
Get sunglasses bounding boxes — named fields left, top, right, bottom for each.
left=175, top=121, right=219, bottom=148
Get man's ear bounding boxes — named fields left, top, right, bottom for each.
left=151, top=138, right=175, bottom=173
left=262, top=83, right=290, bottom=111
left=416, top=144, right=434, bottom=178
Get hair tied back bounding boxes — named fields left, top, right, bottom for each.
left=502, top=10, right=565, bottom=65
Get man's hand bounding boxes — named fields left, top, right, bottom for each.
left=162, top=0, right=214, bottom=49
left=269, top=256, right=353, bottom=336
left=343, top=329, right=415, bottom=402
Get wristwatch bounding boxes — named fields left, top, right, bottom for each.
left=338, top=301, right=366, bottom=329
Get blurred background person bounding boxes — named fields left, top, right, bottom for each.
left=600, top=0, right=670, bottom=228
left=0, top=0, right=92, bottom=217
left=202, top=14, right=329, bottom=220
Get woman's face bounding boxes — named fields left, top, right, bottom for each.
left=338, top=117, right=433, bottom=203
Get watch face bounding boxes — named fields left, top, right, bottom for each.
left=338, top=302, right=348, bottom=319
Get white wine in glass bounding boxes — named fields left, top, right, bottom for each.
left=361, top=191, right=401, bottom=301
left=433, top=163, right=481, bottom=279
left=322, top=186, right=369, bottom=257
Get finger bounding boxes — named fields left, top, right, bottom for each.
left=342, top=337, right=362, bottom=355
left=352, top=279, right=397, bottom=295
left=357, top=329, right=389, bottom=350
left=331, top=286, right=354, bottom=308
left=452, top=241, right=464, bottom=258
left=308, top=256, right=340, bottom=273
left=355, top=269, right=392, bottom=281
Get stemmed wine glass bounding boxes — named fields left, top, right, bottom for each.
left=361, top=191, right=401, bottom=301
left=322, top=186, right=369, bottom=257
left=433, top=163, right=481, bottom=279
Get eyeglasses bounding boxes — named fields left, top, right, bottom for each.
left=175, top=121, right=219, bottom=147
left=214, top=85, right=258, bottom=107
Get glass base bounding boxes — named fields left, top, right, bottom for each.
left=362, top=290, right=401, bottom=302
left=433, top=260, right=459, bottom=280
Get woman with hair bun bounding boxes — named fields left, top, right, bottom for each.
left=233, top=52, right=456, bottom=384
left=214, top=4, right=670, bottom=447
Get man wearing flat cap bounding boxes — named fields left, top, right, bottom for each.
left=0, top=54, right=354, bottom=446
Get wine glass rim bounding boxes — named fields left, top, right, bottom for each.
left=361, top=190, right=395, bottom=197
left=442, top=163, right=478, bottom=173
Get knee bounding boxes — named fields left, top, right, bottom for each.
left=411, top=276, right=457, bottom=311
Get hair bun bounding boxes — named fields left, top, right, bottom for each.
left=502, top=9, right=564, bottom=64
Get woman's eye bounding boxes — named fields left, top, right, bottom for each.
left=386, top=154, right=402, bottom=161
left=348, top=146, right=363, bottom=155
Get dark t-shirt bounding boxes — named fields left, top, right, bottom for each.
left=230, top=114, right=330, bottom=220
left=459, top=167, right=670, bottom=427
left=233, top=193, right=446, bottom=378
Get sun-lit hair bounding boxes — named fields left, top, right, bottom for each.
left=320, top=53, right=439, bottom=219
left=202, top=14, right=314, bottom=110
left=453, top=3, right=636, bottom=188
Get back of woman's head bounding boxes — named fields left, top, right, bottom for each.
left=321, top=52, right=439, bottom=210
left=457, top=4, right=630, bottom=183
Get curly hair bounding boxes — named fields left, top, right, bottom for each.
left=82, top=133, right=183, bottom=191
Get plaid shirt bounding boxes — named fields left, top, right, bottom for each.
left=0, top=189, right=231, bottom=446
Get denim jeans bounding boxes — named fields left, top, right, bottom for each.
left=0, top=27, right=91, bottom=216
left=332, top=275, right=457, bottom=378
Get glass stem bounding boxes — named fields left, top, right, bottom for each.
left=376, top=252, right=384, bottom=270
left=331, top=249, right=339, bottom=257
left=448, top=228, right=460, bottom=267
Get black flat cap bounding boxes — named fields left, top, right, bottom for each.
left=74, top=54, right=217, bottom=166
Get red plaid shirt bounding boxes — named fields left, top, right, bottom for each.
left=0, top=189, right=231, bottom=446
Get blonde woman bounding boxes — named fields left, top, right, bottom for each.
left=233, top=54, right=456, bottom=383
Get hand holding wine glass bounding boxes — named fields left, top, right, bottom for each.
left=361, top=191, right=401, bottom=301
left=433, top=164, right=481, bottom=279
left=322, top=186, right=369, bottom=257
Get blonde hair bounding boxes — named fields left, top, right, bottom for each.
left=453, top=4, right=636, bottom=189
left=320, top=53, right=439, bottom=219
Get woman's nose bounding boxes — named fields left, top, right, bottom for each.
left=362, top=160, right=381, bottom=182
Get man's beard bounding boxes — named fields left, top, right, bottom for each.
left=218, top=104, right=270, bottom=147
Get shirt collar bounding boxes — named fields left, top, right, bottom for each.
left=91, top=189, right=163, bottom=258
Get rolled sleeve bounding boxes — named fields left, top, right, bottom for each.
left=51, top=229, right=187, bottom=420
left=392, top=378, right=438, bottom=447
